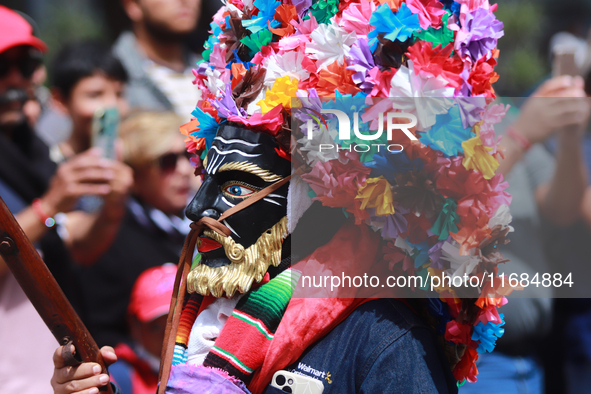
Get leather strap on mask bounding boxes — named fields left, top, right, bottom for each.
left=158, top=175, right=291, bottom=393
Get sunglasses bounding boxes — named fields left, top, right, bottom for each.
left=158, top=151, right=192, bottom=172
left=0, top=54, right=42, bottom=79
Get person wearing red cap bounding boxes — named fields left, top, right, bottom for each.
left=0, top=7, right=131, bottom=392
left=108, top=264, right=177, bottom=394
left=0, top=5, right=46, bottom=127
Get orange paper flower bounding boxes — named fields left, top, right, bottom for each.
left=316, top=60, right=360, bottom=96
left=269, top=4, right=297, bottom=36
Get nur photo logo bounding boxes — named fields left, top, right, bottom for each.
left=299, top=106, right=418, bottom=153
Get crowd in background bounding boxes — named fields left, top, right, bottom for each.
left=2, top=1, right=591, bottom=394
left=0, top=1, right=203, bottom=393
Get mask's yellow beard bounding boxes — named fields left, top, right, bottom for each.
left=187, top=216, right=288, bottom=297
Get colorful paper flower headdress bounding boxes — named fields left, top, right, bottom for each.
left=181, top=0, right=511, bottom=384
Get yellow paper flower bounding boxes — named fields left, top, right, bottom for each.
left=461, top=130, right=499, bottom=180
left=355, top=176, right=395, bottom=216
left=257, top=76, right=299, bottom=114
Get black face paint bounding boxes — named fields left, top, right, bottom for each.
left=185, top=124, right=291, bottom=268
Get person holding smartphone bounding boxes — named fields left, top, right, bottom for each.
left=48, top=41, right=134, bottom=266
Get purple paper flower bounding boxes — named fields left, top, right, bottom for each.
left=369, top=206, right=409, bottom=239
left=455, top=96, right=487, bottom=128
left=428, top=239, right=449, bottom=270
left=212, top=84, right=246, bottom=119
left=346, top=38, right=376, bottom=93
left=383, top=211, right=409, bottom=239
left=292, top=0, right=313, bottom=17
left=453, top=8, right=503, bottom=63
left=195, top=62, right=210, bottom=76
left=294, top=88, right=326, bottom=123
left=456, top=66, right=472, bottom=96
left=167, top=364, right=250, bottom=394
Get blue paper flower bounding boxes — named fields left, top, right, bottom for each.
left=212, top=20, right=223, bottom=37
left=419, top=105, right=473, bottom=157
left=407, top=238, right=431, bottom=268
left=441, top=0, right=460, bottom=20
left=242, top=0, right=281, bottom=33
left=190, top=107, right=222, bottom=151
left=366, top=150, right=423, bottom=184
left=369, top=3, right=420, bottom=48
left=471, top=313, right=505, bottom=353
left=322, top=91, right=369, bottom=138
left=228, top=49, right=253, bottom=70
left=322, top=91, right=369, bottom=118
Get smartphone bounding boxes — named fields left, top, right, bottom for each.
left=271, top=370, right=324, bottom=394
left=79, top=108, right=119, bottom=213
left=91, top=107, right=119, bottom=159
left=553, top=51, right=579, bottom=77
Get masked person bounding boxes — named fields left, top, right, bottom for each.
left=51, top=1, right=514, bottom=393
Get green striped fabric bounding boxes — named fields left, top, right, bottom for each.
left=202, top=268, right=301, bottom=383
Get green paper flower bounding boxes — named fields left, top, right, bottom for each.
left=201, top=33, right=218, bottom=62
left=417, top=268, right=430, bottom=291
left=305, top=0, right=339, bottom=25
left=413, top=12, right=454, bottom=49
left=240, top=29, right=273, bottom=57
left=431, top=197, right=460, bottom=240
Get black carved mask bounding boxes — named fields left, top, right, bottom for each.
left=185, top=124, right=291, bottom=296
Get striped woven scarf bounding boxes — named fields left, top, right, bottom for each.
left=171, top=268, right=300, bottom=384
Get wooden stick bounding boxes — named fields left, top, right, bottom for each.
left=0, top=196, right=112, bottom=394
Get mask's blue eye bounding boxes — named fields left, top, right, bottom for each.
left=223, top=183, right=257, bottom=198
left=229, top=186, right=242, bottom=195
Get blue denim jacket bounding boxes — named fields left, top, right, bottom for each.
left=112, top=299, right=456, bottom=394
left=263, top=299, right=458, bottom=394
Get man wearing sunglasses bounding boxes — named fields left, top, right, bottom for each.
left=0, top=11, right=44, bottom=128
left=76, top=111, right=194, bottom=351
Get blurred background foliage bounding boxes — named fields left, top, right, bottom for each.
left=1, top=0, right=591, bottom=96
left=494, top=0, right=548, bottom=95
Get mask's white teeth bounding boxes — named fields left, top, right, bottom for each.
left=223, top=220, right=241, bottom=238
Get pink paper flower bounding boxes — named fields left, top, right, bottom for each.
left=406, top=0, right=446, bottom=29
left=339, top=0, right=376, bottom=36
